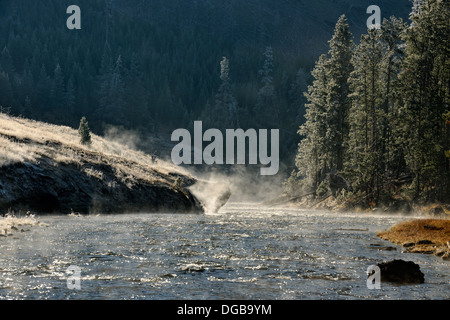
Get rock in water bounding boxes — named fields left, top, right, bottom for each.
left=376, top=259, right=424, bottom=284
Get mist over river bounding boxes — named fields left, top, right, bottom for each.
left=0, top=203, right=448, bottom=300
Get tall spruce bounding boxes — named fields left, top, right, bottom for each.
left=204, top=56, right=238, bottom=130
left=255, top=46, right=278, bottom=129
left=345, top=16, right=407, bottom=202
left=324, top=15, right=354, bottom=172
left=99, top=55, right=126, bottom=126
left=294, top=15, right=353, bottom=195
left=398, top=0, right=450, bottom=200
left=379, top=17, right=408, bottom=185
left=50, top=64, right=66, bottom=120
left=346, top=28, right=387, bottom=201
left=296, top=55, right=329, bottom=192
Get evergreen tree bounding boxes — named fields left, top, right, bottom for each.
left=379, top=17, right=408, bottom=187
left=99, top=55, right=127, bottom=126
left=50, top=64, right=66, bottom=120
left=204, top=56, right=238, bottom=130
left=78, top=116, right=92, bottom=145
left=126, top=53, right=152, bottom=130
left=295, top=15, right=353, bottom=193
left=64, top=75, right=76, bottom=121
left=0, top=46, right=15, bottom=76
left=255, top=46, right=278, bottom=129
left=295, top=55, right=329, bottom=192
left=324, top=15, right=354, bottom=172
left=398, top=0, right=450, bottom=200
left=346, top=28, right=386, bottom=200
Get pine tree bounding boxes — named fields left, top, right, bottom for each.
left=205, top=56, right=238, bottom=130
left=99, top=55, right=127, bottom=126
left=324, top=15, right=354, bottom=172
left=294, top=16, right=353, bottom=195
left=78, top=116, right=92, bottom=145
left=255, top=46, right=278, bottom=129
left=50, top=64, right=66, bottom=119
left=0, top=46, right=15, bottom=76
left=65, top=75, right=76, bottom=119
left=126, top=53, right=151, bottom=129
left=295, top=55, right=329, bottom=192
left=346, top=28, right=385, bottom=199
left=398, top=0, right=450, bottom=200
left=379, top=17, right=408, bottom=187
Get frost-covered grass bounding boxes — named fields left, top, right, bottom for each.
left=0, top=213, right=42, bottom=236
left=0, top=112, right=193, bottom=182
left=378, top=218, right=450, bottom=259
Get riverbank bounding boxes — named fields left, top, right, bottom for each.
left=0, top=213, right=44, bottom=237
left=0, top=113, right=232, bottom=214
left=268, top=191, right=450, bottom=217
left=377, top=219, right=450, bottom=260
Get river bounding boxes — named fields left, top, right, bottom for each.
left=0, top=202, right=448, bottom=300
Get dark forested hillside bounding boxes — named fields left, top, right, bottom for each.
left=287, top=0, right=450, bottom=208
left=0, top=0, right=412, bottom=170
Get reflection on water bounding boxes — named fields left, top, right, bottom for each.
left=0, top=203, right=449, bottom=300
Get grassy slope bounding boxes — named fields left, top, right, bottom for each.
left=0, top=113, right=205, bottom=214
left=0, top=112, right=191, bottom=179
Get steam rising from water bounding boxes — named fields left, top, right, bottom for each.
left=102, top=125, right=286, bottom=209
left=187, top=166, right=285, bottom=210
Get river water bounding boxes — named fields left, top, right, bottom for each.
left=0, top=202, right=448, bottom=300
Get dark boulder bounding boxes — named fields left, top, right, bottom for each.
left=376, top=259, right=424, bottom=284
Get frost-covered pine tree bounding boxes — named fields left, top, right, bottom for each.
left=293, top=16, right=353, bottom=195
left=78, top=116, right=92, bottom=145
left=207, top=56, right=238, bottom=129
left=255, top=46, right=278, bottom=129
left=98, top=55, right=126, bottom=126
left=410, top=0, right=424, bottom=21
left=324, top=15, right=353, bottom=172
left=50, top=64, right=65, bottom=115
left=346, top=28, right=385, bottom=198
left=398, top=0, right=450, bottom=200
left=295, top=54, right=329, bottom=192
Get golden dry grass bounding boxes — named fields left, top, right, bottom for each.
left=378, top=219, right=450, bottom=257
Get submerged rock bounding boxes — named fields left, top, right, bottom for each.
left=376, top=259, right=424, bottom=284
